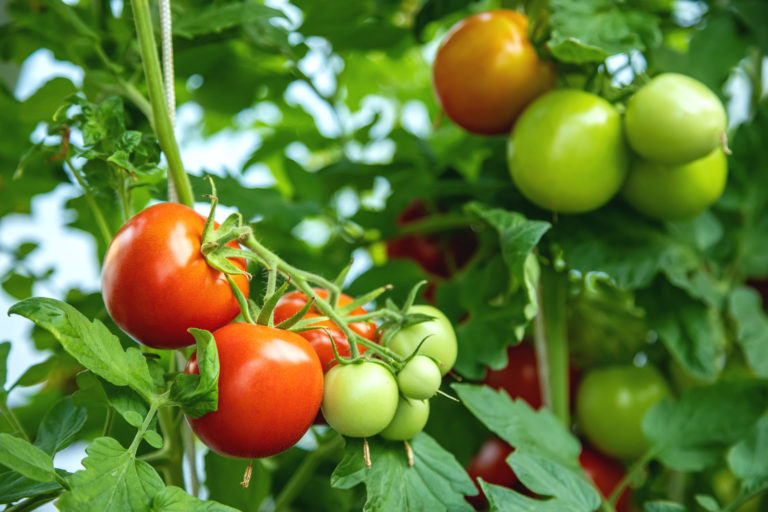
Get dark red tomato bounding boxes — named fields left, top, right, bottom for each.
left=298, top=314, right=367, bottom=372
left=102, top=203, right=249, bottom=349
left=466, top=437, right=516, bottom=509
left=483, top=343, right=542, bottom=408
left=273, top=288, right=376, bottom=341
left=186, top=323, right=323, bottom=458
left=580, top=447, right=632, bottom=512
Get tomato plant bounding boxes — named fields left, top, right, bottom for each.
left=432, top=10, right=556, bottom=135
left=185, top=323, right=323, bottom=458
left=101, top=203, right=249, bottom=349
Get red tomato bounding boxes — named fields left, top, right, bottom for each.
left=101, top=203, right=249, bottom=349
left=298, top=314, right=367, bottom=372
left=433, top=10, right=556, bottom=135
left=466, top=437, right=517, bottom=509
left=580, top=447, right=632, bottom=512
left=185, top=323, right=323, bottom=458
left=273, top=288, right=376, bottom=341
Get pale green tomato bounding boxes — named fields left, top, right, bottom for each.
left=508, top=89, right=628, bottom=213
left=397, top=355, right=442, bottom=400
left=625, top=73, right=727, bottom=164
left=386, top=305, right=457, bottom=375
left=622, top=149, right=727, bottom=221
left=379, top=398, right=430, bottom=441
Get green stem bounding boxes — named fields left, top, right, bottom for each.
left=0, top=402, right=31, bottom=442
left=723, top=481, right=768, bottom=512
left=65, top=158, right=113, bottom=245
left=130, top=0, right=194, bottom=207
left=274, top=433, right=345, bottom=511
left=533, top=265, right=569, bottom=425
left=128, top=402, right=159, bottom=454
left=102, top=407, right=114, bottom=437
left=154, top=406, right=186, bottom=488
left=608, top=450, right=653, bottom=506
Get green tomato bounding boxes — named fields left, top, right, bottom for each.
left=508, top=89, right=628, bottom=213
left=379, top=398, right=430, bottom=441
left=322, top=361, right=399, bottom=438
left=622, top=148, right=727, bottom=221
left=397, top=355, right=442, bottom=400
left=577, top=365, right=671, bottom=459
left=386, top=305, right=457, bottom=375
left=625, top=73, right=727, bottom=164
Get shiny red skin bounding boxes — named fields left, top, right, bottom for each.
left=580, top=447, right=632, bottom=512
left=273, top=288, right=376, bottom=341
left=466, top=438, right=517, bottom=509
left=185, top=323, right=323, bottom=458
left=101, top=203, right=249, bottom=349
left=298, top=314, right=367, bottom=372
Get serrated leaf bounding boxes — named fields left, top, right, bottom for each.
left=150, top=485, right=240, bottom=511
left=643, top=381, right=768, bottom=471
left=728, top=287, right=768, bottom=377
left=644, top=502, right=688, bottom=512
left=0, top=433, right=56, bottom=483
left=8, top=298, right=158, bottom=403
left=173, top=2, right=285, bottom=38
left=331, top=433, right=475, bottom=511
left=35, top=396, right=87, bottom=455
left=479, top=480, right=584, bottom=512
left=453, top=384, right=581, bottom=465
left=728, top=413, right=768, bottom=484
left=170, top=329, right=219, bottom=418
left=57, top=437, right=165, bottom=511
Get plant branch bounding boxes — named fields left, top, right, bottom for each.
left=608, top=450, right=654, bottom=506
left=65, top=157, right=113, bottom=245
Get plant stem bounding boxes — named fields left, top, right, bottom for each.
left=608, top=450, right=653, bottom=506
left=130, top=0, right=194, bottom=207
left=65, top=158, right=113, bottom=245
left=723, top=480, right=768, bottom=512
left=0, top=401, right=31, bottom=442
left=154, top=406, right=186, bottom=488
left=533, top=265, right=569, bottom=425
left=128, top=402, right=159, bottom=454
left=274, top=433, right=345, bottom=511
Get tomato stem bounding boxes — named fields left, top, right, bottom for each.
left=65, top=156, right=113, bottom=246
left=130, top=0, right=194, bottom=207
left=608, top=449, right=653, bottom=506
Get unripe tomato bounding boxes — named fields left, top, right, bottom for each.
left=274, top=288, right=376, bottom=341
left=185, top=323, right=323, bottom=458
left=322, top=361, right=399, bottom=438
left=624, top=73, right=727, bottom=164
left=102, top=203, right=249, bottom=349
left=432, top=10, right=556, bottom=135
left=386, top=305, right=457, bottom=375
left=379, top=397, right=430, bottom=441
left=622, top=148, right=728, bottom=221
left=508, top=90, right=628, bottom=213
left=397, top=355, right=442, bottom=400
left=579, top=447, right=632, bottom=512
left=577, top=365, right=671, bottom=459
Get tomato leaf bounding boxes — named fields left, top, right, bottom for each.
left=728, top=413, right=768, bottom=485
left=34, top=396, right=87, bottom=455
left=453, top=384, right=581, bottom=465
left=8, top=298, right=159, bottom=404
left=172, top=2, right=286, bottom=39
left=728, top=287, right=768, bottom=377
left=0, top=341, right=9, bottom=391
left=170, top=329, right=220, bottom=418
left=479, top=480, right=589, bottom=512
left=643, top=501, right=689, bottom=512
left=330, top=433, right=475, bottom=511
left=643, top=380, right=768, bottom=471
left=0, top=470, right=62, bottom=505
left=0, top=433, right=57, bottom=483
left=150, top=486, right=239, bottom=511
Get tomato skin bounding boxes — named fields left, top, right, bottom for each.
left=379, top=397, right=430, bottom=441
left=295, top=316, right=367, bottom=372
left=274, top=289, right=376, bottom=341
left=508, top=89, right=628, bottom=213
left=577, top=365, right=671, bottom=459
left=466, top=438, right=517, bottom=509
left=625, top=73, right=727, bottom=165
left=483, top=343, right=542, bottom=409
left=433, top=10, right=556, bottom=135
left=580, top=446, right=632, bottom=512
left=102, top=203, right=249, bottom=349
left=622, top=148, right=727, bottom=221
left=397, top=355, right=442, bottom=400
left=185, top=323, right=323, bottom=458
left=322, top=361, right=399, bottom=438
left=386, top=305, right=457, bottom=376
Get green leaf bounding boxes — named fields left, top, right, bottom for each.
left=18, top=77, right=77, bottom=122
left=728, top=287, right=768, bottom=377
left=643, top=381, right=768, bottom=471
left=728, top=413, right=768, bottom=484
left=34, top=396, right=87, bottom=455
left=57, top=437, right=165, bottom=511
left=0, top=341, right=9, bottom=390
left=643, top=501, right=688, bottom=512
left=1, top=272, right=35, bottom=300
left=479, top=481, right=586, bottom=512
left=173, top=2, right=286, bottom=38
left=331, top=433, right=475, bottom=511
left=170, top=329, right=219, bottom=418
left=12, top=353, right=76, bottom=389
left=548, top=0, right=661, bottom=64
left=150, top=485, right=240, bottom=511
left=694, top=495, right=721, bottom=512
left=204, top=452, right=270, bottom=512
left=453, top=384, right=581, bottom=465
left=412, top=0, right=482, bottom=42
left=8, top=298, right=158, bottom=403
left=0, top=469, right=61, bottom=504
left=0, top=433, right=56, bottom=483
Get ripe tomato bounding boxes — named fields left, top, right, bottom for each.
left=295, top=315, right=367, bottom=372
left=322, top=361, right=399, bottom=438
left=622, top=148, right=727, bottom=221
left=625, top=73, right=727, bottom=165
left=433, top=10, right=556, bottom=135
left=386, top=305, right=457, bottom=375
left=101, top=203, right=249, bottom=349
left=379, top=397, right=430, bottom=441
left=580, top=446, right=632, bottom=512
left=576, top=364, right=671, bottom=459
left=274, top=288, right=376, bottom=341
left=185, top=323, right=323, bottom=458
left=466, top=437, right=516, bottom=509
left=508, top=89, right=628, bottom=213
left=397, top=355, right=442, bottom=400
